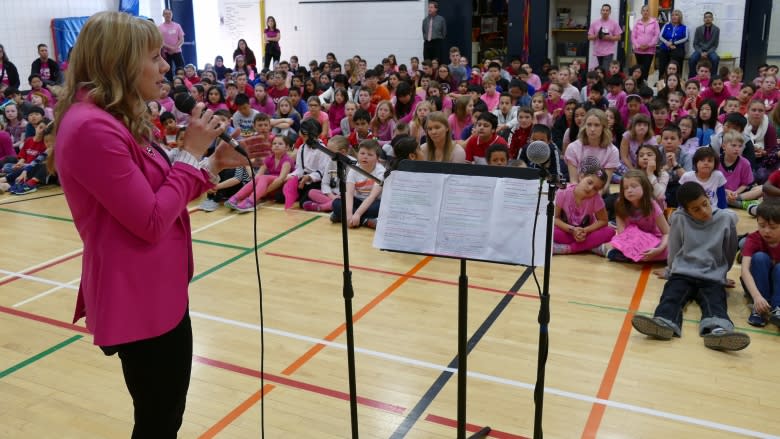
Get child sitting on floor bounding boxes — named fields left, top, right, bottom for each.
left=740, top=201, right=780, bottom=328
left=631, top=181, right=750, bottom=352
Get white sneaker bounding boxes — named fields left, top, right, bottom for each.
left=199, top=198, right=219, bottom=212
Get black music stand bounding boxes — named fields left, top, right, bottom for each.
left=374, top=161, right=550, bottom=439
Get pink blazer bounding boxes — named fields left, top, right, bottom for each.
left=56, top=100, right=214, bottom=346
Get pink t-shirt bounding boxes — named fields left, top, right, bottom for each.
left=448, top=113, right=470, bottom=140
left=480, top=92, right=500, bottom=111
left=623, top=200, right=664, bottom=237
left=263, top=153, right=295, bottom=177
left=564, top=139, right=621, bottom=171
left=718, top=156, right=754, bottom=191
left=303, top=111, right=330, bottom=130
left=588, top=18, right=623, bottom=57
left=158, top=21, right=184, bottom=54
left=724, top=81, right=743, bottom=99
left=555, top=184, right=606, bottom=227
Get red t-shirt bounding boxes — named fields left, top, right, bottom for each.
left=742, top=231, right=780, bottom=262
left=18, top=137, right=46, bottom=162
left=465, top=133, right=508, bottom=162
left=347, top=130, right=375, bottom=148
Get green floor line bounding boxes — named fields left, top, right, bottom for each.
left=191, top=216, right=320, bottom=282
left=192, top=238, right=251, bottom=251
left=569, top=300, right=780, bottom=337
left=0, top=335, right=83, bottom=379
left=0, top=205, right=272, bottom=253
left=0, top=207, right=73, bottom=223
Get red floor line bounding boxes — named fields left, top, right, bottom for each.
left=0, top=305, right=89, bottom=334
left=0, top=251, right=83, bottom=287
left=424, top=414, right=529, bottom=439
left=264, top=251, right=540, bottom=300
left=0, top=302, right=535, bottom=438
left=193, top=355, right=405, bottom=414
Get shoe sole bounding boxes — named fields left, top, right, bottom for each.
left=703, top=332, right=751, bottom=351
left=631, top=315, right=674, bottom=340
left=747, top=315, right=768, bottom=327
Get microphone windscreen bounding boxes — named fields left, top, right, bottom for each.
left=526, top=140, right=550, bottom=165
left=174, top=93, right=197, bottom=114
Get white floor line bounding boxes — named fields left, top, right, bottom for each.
left=5, top=271, right=778, bottom=439
left=261, top=204, right=330, bottom=217
left=0, top=248, right=83, bottom=284
left=12, top=277, right=80, bottom=308
left=6, top=213, right=240, bottom=308
left=191, top=214, right=238, bottom=234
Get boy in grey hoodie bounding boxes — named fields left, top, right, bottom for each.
left=632, top=181, right=751, bottom=351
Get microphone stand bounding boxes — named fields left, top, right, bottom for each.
left=308, top=140, right=382, bottom=439
left=533, top=166, right=558, bottom=439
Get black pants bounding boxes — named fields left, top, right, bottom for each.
left=165, top=52, right=186, bottom=81
left=654, top=274, right=733, bottom=336
left=264, top=43, right=280, bottom=71
left=423, top=38, right=444, bottom=63
left=208, top=168, right=241, bottom=202
left=101, top=311, right=193, bottom=438
left=655, top=47, right=684, bottom=80
left=635, top=53, right=654, bottom=82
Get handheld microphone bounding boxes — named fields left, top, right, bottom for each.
left=173, top=94, right=248, bottom=157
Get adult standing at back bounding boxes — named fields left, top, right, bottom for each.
left=587, top=4, right=623, bottom=72
left=233, top=39, right=258, bottom=74
left=422, top=1, right=446, bottom=64
left=631, top=5, right=660, bottom=82
left=656, top=9, right=688, bottom=80
left=263, top=16, right=281, bottom=71
left=0, top=45, right=20, bottom=90
left=689, top=11, right=720, bottom=78
left=30, top=43, right=60, bottom=85
left=159, top=8, right=185, bottom=81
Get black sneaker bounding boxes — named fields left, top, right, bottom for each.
left=631, top=314, right=674, bottom=340
left=747, top=311, right=767, bottom=327
left=703, top=328, right=751, bottom=351
left=769, top=307, right=780, bottom=327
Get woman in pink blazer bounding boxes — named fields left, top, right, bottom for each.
left=52, top=12, right=244, bottom=437
left=631, top=5, right=661, bottom=82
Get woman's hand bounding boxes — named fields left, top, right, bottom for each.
left=210, top=141, right=249, bottom=173
left=181, top=103, right=228, bottom=158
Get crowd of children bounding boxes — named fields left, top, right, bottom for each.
left=2, top=31, right=780, bottom=350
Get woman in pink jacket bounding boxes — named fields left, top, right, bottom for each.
left=52, top=12, right=244, bottom=437
left=631, top=5, right=660, bottom=82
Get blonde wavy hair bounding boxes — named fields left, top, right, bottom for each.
left=54, top=11, right=162, bottom=142
left=577, top=109, right=613, bottom=148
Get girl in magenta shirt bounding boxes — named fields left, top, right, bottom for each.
left=228, top=136, right=294, bottom=211
left=553, top=166, right=614, bottom=254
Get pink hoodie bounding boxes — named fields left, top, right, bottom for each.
left=631, top=18, right=660, bottom=55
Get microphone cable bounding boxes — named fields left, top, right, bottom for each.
left=245, top=155, right=266, bottom=439
left=530, top=177, right=544, bottom=296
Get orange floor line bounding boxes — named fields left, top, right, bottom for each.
left=580, top=265, right=652, bottom=439
left=199, top=255, right=434, bottom=437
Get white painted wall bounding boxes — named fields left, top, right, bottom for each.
left=192, top=0, right=263, bottom=69
left=262, top=0, right=425, bottom=69
left=0, top=0, right=118, bottom=75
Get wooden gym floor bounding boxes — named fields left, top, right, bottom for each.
left=0, top=186, right=778, bottom=438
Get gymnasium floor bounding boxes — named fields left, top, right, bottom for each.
left=1, top=186, right=778, bottom=438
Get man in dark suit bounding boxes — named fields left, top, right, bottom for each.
left=422, top=1, right=447, bottom=63
left=689, top=11, right=720, bottom=78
